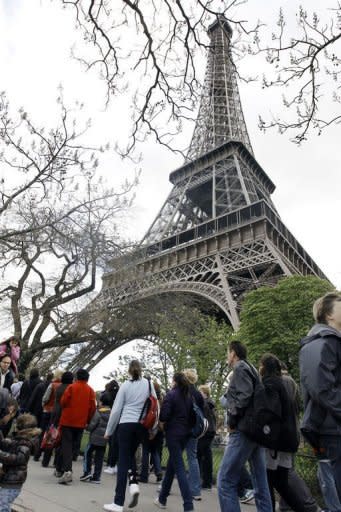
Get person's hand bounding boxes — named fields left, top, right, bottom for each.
left=104, top=434, right=110, bottom=440
left=228, top=426, right=236, bottom=433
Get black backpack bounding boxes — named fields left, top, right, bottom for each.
left=238, top=371, right=283, bottom=450
left=203, top=399, right=216, bottom=434
left=191, top=400, right=209, bottom=439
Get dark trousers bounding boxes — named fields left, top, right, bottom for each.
left=197, top=434, right=214, bottom=488
left=159, top=436, right=193, bottom=512
left=39, top=412, right=52, bottom=465
left=115, top=423, right=147, bottom=506
left=267, top=466, right=306, bottom=512
left=140, top=433, right=163, bottom=481
left=107, top=428, right=119, bottom=467
left=60, top=426, right=83, bottom=472
left=84, top=443, right=106, bottom=480
left=279, top=467, right=319, bottom=512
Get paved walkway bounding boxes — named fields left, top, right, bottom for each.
left=12, top=459, right=257, bottom=512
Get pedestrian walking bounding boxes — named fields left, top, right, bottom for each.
left=197, top=384, right=216, bottom=491
left=103, top=360, right=156, bottom=512
left=183, top=368, right=204, bottom=501
left=218, top=340, right=272, bottom=512
left=58, top=369, right=96, bottom=485
left=154, top=372, right=194, bottom=512
left=81, top=392, right=111, bottom=484
left=300, top=292, right=341, bottom=507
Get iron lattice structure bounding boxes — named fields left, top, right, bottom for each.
left=67, top=17, right=326, bottom=371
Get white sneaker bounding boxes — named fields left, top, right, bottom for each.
left=104, top=467, right=116, bottom=475
left=103, top=503, right=123, bottom=512
left=154, top=497, right=167, bottom=509
left=128, top=483, right=140, bottom=508
left=58, top=471, right=72, bottom=484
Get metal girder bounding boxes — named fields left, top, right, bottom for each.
left=59, top=16, right=326, bottom=372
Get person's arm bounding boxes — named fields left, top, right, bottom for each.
left=225, top=365, right=254, bottom=428
left=11, top=346, right=20, bottom=362
left=60, top=385, right=71, bottom=409
left=159, top=392, right=173, bottom=424
left=42, top=384, right=53, bottom=407
left=87, top=390, right=97, bottom=424
left=87, top=410, right=99, bottom=432
left=105, top=384, right=125, bottom=437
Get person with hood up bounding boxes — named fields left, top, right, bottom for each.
left=0, top=413, right=41, bottom=511
left=299, top=292, right=341, bottom=509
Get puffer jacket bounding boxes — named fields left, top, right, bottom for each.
left=0, top=427, right=41, bottom=488
left=87, top=406, right=111, bottom=447
left=300, top=323, right=341, bottom=436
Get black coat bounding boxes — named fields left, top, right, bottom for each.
left=19, top=377, right=41, bottom=412
left=262, top=375, right=299, bottom=453
left=27, top=381, right=50, bottom=426
left=1, top=371, right=14, bottom=393
left=300, top=324, right=341, bottom=436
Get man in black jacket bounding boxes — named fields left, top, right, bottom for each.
left=300, top=292, right=341, bottom=505
left=218, top=341, right=271, bottom=512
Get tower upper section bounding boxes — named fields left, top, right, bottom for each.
left=186, top=17, right=253, bottom=161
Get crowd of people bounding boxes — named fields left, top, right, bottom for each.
left=0, top=292, right=339, bottom=512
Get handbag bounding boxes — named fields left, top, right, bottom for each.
left=41, top=424, right=61, bottom=450
left=139, top=379, right=159, bottom=431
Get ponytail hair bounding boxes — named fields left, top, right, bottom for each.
left=173, top=372, right=189, bottom=396
left=128, top=359, right=142, bottom=381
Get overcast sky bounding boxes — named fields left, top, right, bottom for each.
left=0, top=0, right=340, bottom=389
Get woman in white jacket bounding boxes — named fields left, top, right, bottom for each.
left=103, top=360, right=156, bottom=512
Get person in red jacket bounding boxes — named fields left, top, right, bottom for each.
left=58, top=368, right=96, bottom=485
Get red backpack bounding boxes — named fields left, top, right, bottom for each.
left=139, top=379, right=159, bottom=430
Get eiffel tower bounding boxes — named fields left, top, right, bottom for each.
left=68, top=17, right=326, bottom=371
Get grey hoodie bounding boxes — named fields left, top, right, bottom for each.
left=299, top=323, right=341, bottom=436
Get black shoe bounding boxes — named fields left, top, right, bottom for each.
left=80, top=473, right=91, bottom=482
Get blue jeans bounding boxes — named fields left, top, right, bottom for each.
left=318, top=459, right=341, bottom=512
left=0, top=488, right=21, bottom=511
left=320, top=436, right=341, bottom=506
left=159, top=436, right=193, bottom=512
left=217, top=431, right=271, bottom=512
left=185, top=436, right=201, bottom=497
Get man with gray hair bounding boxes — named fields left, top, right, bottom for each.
left=299, top=292, right=341, bottom=508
